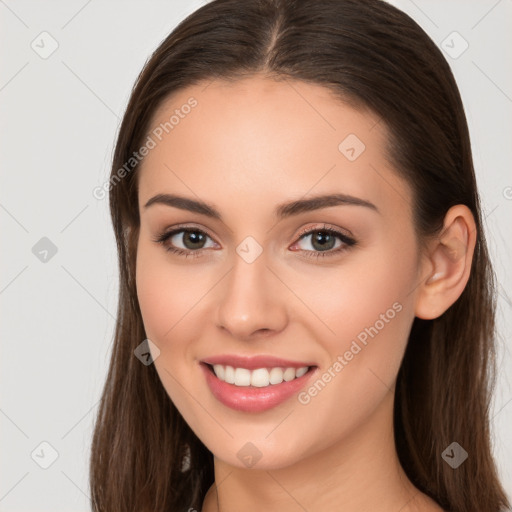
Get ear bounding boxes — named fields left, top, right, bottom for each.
left=415, top=205, right=477, bottom=320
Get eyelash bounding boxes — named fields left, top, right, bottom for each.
left=152, top=223, right=357, bottom=260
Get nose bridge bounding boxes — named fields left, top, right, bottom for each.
left=215, top=238, right=287, bottom=338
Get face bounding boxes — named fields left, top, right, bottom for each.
left=135, top=74, right=424, bottom=469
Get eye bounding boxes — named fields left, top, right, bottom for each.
left=153, top=226, right=218, bottom=258
left=290, top=224, right=357, bottom=259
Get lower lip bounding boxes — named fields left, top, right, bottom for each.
left=200, top=363, right=317, bottom=413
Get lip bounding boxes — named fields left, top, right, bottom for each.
left=200, top=361, right=318, bottom=413
left=200, top=354, right=316, bottom=370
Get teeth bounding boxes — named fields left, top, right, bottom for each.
left=213, top=364, right=225, bottom=381
left=295, top=366, right=308, bottom=378
left=283, top=368, right=296, bottom=381
left=234, top=367, right=251, bottom=386
left=211, top=364, right=310, bottom=387
left=269, top=367, right=284, bottom=385
left=251, top=368, right=269, bottom=387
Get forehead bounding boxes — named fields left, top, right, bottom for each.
left=137, top=74, right=411, bottom=219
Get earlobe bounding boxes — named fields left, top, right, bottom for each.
left=415, top=205, right=477, bottom=320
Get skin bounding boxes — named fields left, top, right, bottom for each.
left=135, top=74, right=476, bottom=512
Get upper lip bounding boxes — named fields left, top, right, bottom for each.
left=200, top=354, right=316, bottom=370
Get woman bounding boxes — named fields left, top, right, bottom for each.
left=89, top=0, right=511, bottom=510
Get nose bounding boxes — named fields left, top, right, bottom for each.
left=215, top=248, right=288, bottom=341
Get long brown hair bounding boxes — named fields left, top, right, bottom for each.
left=89, top=1, right=510, bottom=510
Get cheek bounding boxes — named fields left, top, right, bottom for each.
left=283, top=236, right=418, bottom=420
left=136, top=238, right=206, bottom=343
left=278, top=247, right=417, bottom=457
left=135, top=247, right=173, bottom=340
left=284, top=240, right=416, bottom=351
left=135, top=240, right=209, bottom=414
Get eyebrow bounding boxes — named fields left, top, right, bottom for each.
left=144, top=192, right=379, bottom=219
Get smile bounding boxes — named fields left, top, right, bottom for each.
left=200, top=359, right=318, bottom=413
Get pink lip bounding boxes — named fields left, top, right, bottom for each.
left=200, top=362, right=318, bottom=413
left=201, top=354, right=316, bottom=370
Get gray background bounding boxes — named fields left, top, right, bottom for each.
left=1, top=0, right=511, bottom=510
